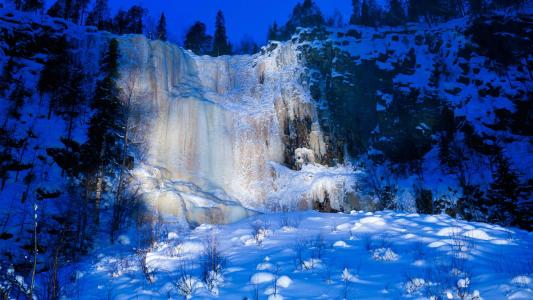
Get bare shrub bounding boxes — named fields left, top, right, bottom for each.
left=308, top=234, right=327, bottom=259
left=137, top=249, right=155, bottom=283
left=279, top=213, right=301, bottom=229
left=173, top=259, right=199, bottom=300
left=292, top=239, right=306, bottom=270
left=201, top=230, right=226, bottom=294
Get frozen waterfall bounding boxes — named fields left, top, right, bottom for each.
left=117, top=36, right=355, bottom=224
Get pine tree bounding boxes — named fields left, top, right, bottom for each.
left=360, top=0, right=381, bottom=27
left=284, top=0, right=325, bottom=36
left=387, top=0, right=405, bottom=26
left=468, top=0, right=484, bottom=15
left=86, top=0, right=110, bottom=30
left=350, top=0, right=361, bottom=24
left=486, top=152, right=520, bottom=225
left=237, top=36, right=259, bottom=55
left=57, top=66, right=85, bottom=140
left=212, top=10, right=231, bottom=56
left=22, top=0, right=44, bottom=12
left=38, top=35, right=70, bottom=119
left=0, top=57, right=16, bottom=97
left=111, top=5, right=145, bottom=34
left=267, top=22, right=280, bottom=41
left=47, top=0, right=89, bottom=23
left=126, top=5, right=145, bottom=34
left=184, top=21, right=212, bottom=55
left=7, top=77, right=30, bottom=120
left=156, top=13, right=167, bottom=41
left=327, top=9, right=344, bottom=27
left=83, top=38, right=124, bottom=226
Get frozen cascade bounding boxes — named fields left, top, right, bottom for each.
left=117, top=36, right=355, bottom=224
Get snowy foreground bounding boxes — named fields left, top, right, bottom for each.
left=75, top=211, right=532, bottom=299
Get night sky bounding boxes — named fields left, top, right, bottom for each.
left=46, top=0, right=352, bottom=45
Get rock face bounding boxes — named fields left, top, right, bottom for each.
left=117, top=37, right=353, bottom=220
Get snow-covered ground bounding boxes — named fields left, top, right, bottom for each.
left=74, top=211, right=532, bottom=299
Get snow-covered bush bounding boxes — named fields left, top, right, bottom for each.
left=173, top=260, right=200, bottom=299
left=0, top=265, right=30, bottom=299
left=371, top=248, right=399, bottom=261
left=251, top=219, right=272, bottom=246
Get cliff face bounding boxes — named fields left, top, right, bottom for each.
left=0, top=8, right=530, bottom=228
left=117, top=36, right=354, bottom=222
left=293, top=13, right=532, bottom=227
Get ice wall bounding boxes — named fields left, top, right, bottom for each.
left=117, top=36, right=354, bottom=219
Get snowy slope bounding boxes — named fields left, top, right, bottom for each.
left=74, top=211, right=532, bottom=299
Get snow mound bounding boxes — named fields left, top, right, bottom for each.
left=250, top=272, right=275, bottom=285
left=333, top=240, right=349, bottom=248
left=276, top=275, right=292, bottom=288
left=511, top=275, right=532, bottom=286
left=463, top=229, right=492, bottom=240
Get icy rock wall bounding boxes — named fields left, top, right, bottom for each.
left=118, top=36, right=347, bottom=214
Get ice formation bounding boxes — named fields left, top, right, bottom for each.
left=117, top=36, right=355, bottom=222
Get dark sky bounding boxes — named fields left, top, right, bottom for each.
left=107, top=0, right=353, bottom=45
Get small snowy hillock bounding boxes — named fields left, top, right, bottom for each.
left=74, top=211, right=532, bottom=299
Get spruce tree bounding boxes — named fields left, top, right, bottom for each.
left=212, top=10, right=231, bottom=56
left=284, top=0, right=325, bottom=36
left=86, top=0, right=110, bottom=30
left=387, top=0, right=405, bottom=26
left=360, top=0, right=381, bottom=27
left=0, top=57, right=16, bottom=97
left=22, top=0, right=44, bottom=12
left=267, top=22, right=280, bottom=41
left=38, top=35, right=70, bottom=119
left=486, top=152, right=520, bottom=225
left=83, top=38, right=124, bottom=226
left=156, top=13, right=167, bottom=41
left=126, top=5, right=145, bottom=34
left=468, top=0, right=484, bottom=15
left=350, top=0, right=361, bottom=24
left=184, top=21, right=212, bottom=55
left=7, top=77, right=30, bottom=120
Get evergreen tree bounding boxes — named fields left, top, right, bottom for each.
left=350, top=0, right=361, bottom=24
left=267, top=22, right=280, bottom=41
left=86, top=0, right=110, bottom=30
left=184, top=21, right=212, bottom=55
left=284, top=0, right=325, bottom=37
left=386, top=0, right=406, bottom=26
left=212, top=10, right=231, bottom=56
left=486, top=152, right=520, bottom=225
left=82, top=38, right=124, bottom=225
left=126, top=5, right=145, bottom=34
left=22, top=0, right=44, bottom=12
left=237, top=36, right=259, bottom=55
left=38, top=35, right=70, bottom=119
left=326, top=9, right=344, bottom=27
left=408, top=0, right=425, bottom=21
left=468, top=0, right=484, bottom=15
left=56, top=66, right=85, bottom=140
left=0, top=57, right=16, bottom=97
left=112, top=5, right=145, bottom=34
left=360, top=0, right=382, bottom=27
left=156, top=13, right=167, bottom=41
left=7, top=77, right=30, bottom=120
left=47, top=0, right=89, bottom=23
